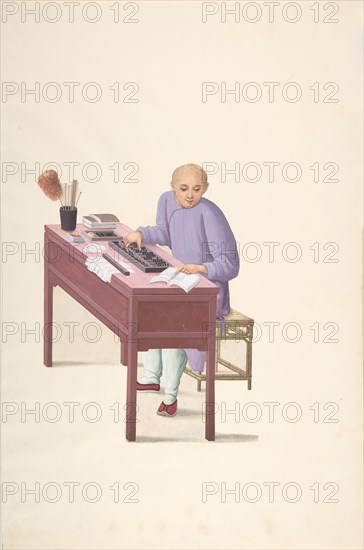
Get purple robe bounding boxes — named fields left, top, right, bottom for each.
left=136, top=191, right=240, bottom=372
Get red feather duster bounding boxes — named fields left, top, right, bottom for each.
left=38, top=170, right=63, bottom=201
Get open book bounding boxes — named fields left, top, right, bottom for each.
left=149, top=267, right=200, bottom=293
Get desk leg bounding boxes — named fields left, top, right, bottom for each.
left=205, top=336, right=216, bottom=441
left=126, top=341, right=138, bottom=441
left=44, top=266, right=53, bottom=367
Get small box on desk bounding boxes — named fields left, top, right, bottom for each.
left=66, top=231, right=85, bottom=243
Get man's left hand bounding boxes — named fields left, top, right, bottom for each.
left=176, top=264, right=207, bottom=275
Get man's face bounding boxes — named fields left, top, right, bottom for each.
left=170, top=169, right=208, bottom=209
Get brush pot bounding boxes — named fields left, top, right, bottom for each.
left=60, top=207, right=77, bottom=231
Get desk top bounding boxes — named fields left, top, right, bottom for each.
left=45, top=223, right=218, bottom=296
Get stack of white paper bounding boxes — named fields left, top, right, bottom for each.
left=84, top=256, right=134, bottom=282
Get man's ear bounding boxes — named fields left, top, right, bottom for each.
left=202, top=183, right=209, bottom=194
left=170, top=181, right=175, bottom=190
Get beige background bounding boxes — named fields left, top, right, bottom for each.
left=1, top=1, right=363, bottom=548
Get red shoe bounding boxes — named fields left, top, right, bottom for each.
left=136, top=382, right=160, bottom=393
left=157, top=400, right=177, bottom=417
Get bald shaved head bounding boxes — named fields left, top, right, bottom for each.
left=170, top=163, right=209, bottom=208
left=171, top=163, right=208, bottom=187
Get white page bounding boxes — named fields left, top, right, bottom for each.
left=149, top=266, right=177, bottom=284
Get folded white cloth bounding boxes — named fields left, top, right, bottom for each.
left=85, top=257, right=119, bottom=283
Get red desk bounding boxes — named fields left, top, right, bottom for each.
left=44, top=224, right=218, bottom=441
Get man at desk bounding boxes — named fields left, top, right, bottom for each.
left=123, top=163, right=240, bottom=417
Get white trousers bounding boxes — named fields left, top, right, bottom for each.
left=139, top=349, right=188, bottom=405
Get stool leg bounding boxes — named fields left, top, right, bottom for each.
left=247, top=339, right=253, bottom=390
left=215, top=338, right=220, bottom=372
left=197, top=378, right=201, bottom=392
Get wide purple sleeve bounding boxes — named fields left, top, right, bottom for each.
left=135, top=193, right=171, bottom=246
left=202, top=207, right=240, bottom=282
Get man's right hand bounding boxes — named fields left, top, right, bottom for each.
left=123, top=231, right=143, bottom=251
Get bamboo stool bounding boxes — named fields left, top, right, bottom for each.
left=184, top=309, right=254, bottom=391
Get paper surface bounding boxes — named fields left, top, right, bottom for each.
left=149, top=267, right=200, bottom=292
left=1, top=2, right=362, bottom=549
